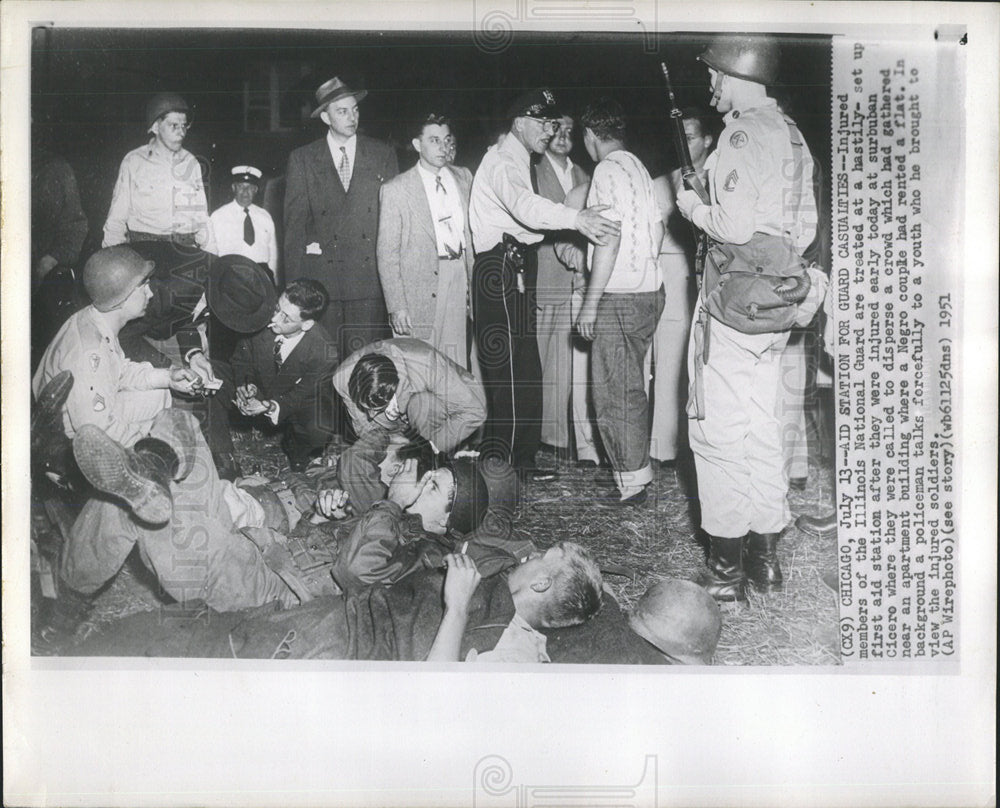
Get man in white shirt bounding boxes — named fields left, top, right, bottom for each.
left=468, top=88, right=619, bottom=479
left=576, top=98, right=664, bottom=505
left=103, top=93, right=216, bottom=253
left=210, top=165, right=279, bottom=278
left=377, top=114, right=475, bottom=366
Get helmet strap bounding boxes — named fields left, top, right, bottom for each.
left=710, top=72, right=725, bottom=107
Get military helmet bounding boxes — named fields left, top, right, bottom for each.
left=145, top=92, right=190, bottom=130
left=83, top=246, right=155, bottom=312
left=628, top=578, right=722, bottom=664
left=698, top=34, right=780, bottom=85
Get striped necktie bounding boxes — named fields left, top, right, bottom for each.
left=338, top=146, right=351, bottom=191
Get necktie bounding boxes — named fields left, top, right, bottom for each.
left=338, top=146, right=351, bottom=191
left=529, top=157, right=540, bottom=194
left=435, top=174, right=461, bottom=258
left=243, top=207, right=255, bottom=246
left=273, top=337, right=284, bottom=366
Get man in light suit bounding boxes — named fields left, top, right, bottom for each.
left=377, top=113, right=474, bottom=368
left=283, top=76, right=399, bottom=366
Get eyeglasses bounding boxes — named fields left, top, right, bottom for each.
left=537, top=119, right=560, bottom=135
left=271, top=305, right=301, bottom=325
left=161, top=121, right=191, bottom=134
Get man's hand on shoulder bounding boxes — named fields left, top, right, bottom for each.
left=575, top=205, right=621, bottom=246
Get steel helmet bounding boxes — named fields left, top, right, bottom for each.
left=628, top=578, right=722, bottom=664
left=145, top=92, right=190, bottom=130
left=83, top=246, right=155, bottom=312
left=698, top=34, right=780, bottom=85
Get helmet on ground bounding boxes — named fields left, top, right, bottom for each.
left=146, top=92, right=190, bottom=129
left=628, top=578, right=722, bottom=664
left=698, top=34, right=780, bottom=85
left=83, top=246, right=155, bottom=312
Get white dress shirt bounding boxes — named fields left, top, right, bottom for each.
left=545, top=152, right=577, bottom=195
left=209, top=200, right=278, bottom=275
left=469, top=134, right=578, bottom=254
left=416, top=163, right=466, bottom=257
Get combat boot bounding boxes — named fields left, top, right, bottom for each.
left=73, top=425, right=178, bottom=524
left=700, top=535, right=747, bottom=602
left=32, top=586, right=95, bottom=656
left=744, top=531, right=784, bottom=592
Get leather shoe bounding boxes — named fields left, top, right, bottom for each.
left=796, top=511, right=838, bottom=540
left=599, top=486, right=648, bottom=507
left=744, top=531, right=784, bottom=592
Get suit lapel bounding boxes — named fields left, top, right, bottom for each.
left=404, top=166, right=436, bottom=240
left=310, top=137, right=346, bottom=201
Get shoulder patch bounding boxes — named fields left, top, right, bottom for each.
left=729, top=130, right=749, bottom=149
left=93, top=394, right=106, bottom=412
left=89, top=353, right=101, bottom=372
left=723, top=170, right=739, bottom=192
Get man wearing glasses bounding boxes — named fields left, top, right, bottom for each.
left=468, top=88, right=620, bottom=481
left=103, top=92, right=217, bottom=253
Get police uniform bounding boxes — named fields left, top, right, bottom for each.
left=468, top=89, right=578, bottom=471
left=210, top=166, right=279, bottom=277
left=32, top=305, right=172, bottom=447
left=685, top=97, right=817, bottom=539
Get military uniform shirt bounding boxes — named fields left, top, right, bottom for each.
left=32, top=306, right=171, bottom=446
left=469, top=135, right=578, bottom=254
left=691, top=98, right=817, bottom=253
left=103, top=142, right=217, bottom=253
left=210, top=200, right=279, bottom=276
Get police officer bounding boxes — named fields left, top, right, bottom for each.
left=210, top=165, right=279, bottom=279
left=676, top=35, right=826, bottom=601
left=468, top=88, right=620, bottom=479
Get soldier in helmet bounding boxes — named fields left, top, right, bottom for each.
left=32, top=246, right=202, bottom=445
left=675, top=35, right=827, bottom=601
left=103, top=92, right=217, bottom=253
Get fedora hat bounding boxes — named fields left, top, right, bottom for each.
left=207, top=255, right=277, bottom=333
left=310, top=76, right=368, bottom=118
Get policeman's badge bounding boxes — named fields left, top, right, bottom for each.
left=93, top=394, right=106, bottom=412
left=542, top=89, right=555, bottom=105
left=89, top=353, right=101, bottom=371
left=729, top=130, right=748, bottom=149
left=724, top=170, right=739, bottom=192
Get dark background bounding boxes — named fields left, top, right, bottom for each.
left=32, top=28, right=832, bottom=265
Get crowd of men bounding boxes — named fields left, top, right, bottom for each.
left=29, top=33, right=834, bottom=662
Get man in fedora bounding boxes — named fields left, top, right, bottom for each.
left=224, top=279, right=338, bottom=471
left=210, top=164, right=279, bottom=279
left=283, top=76, right=399, bottom=376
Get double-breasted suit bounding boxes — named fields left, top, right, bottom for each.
left=283, top=134, right=399, bottom=357
left=377, top=163, right=474, bottom=365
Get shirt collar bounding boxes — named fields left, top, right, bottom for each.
left=416, top=161, right=443, bottom=182
left=544, top=151, right=573, bottom=173
left=327, top=131, right=357, bottom=153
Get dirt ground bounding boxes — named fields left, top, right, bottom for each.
left=42, top=423, right=841, bottom=666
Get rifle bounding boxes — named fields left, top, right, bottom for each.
left=660, top=61, right=710, bottom=281
left=660, top=61, right=710, bottom=204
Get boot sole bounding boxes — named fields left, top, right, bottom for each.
left=73, top=425, right=172, bottom=524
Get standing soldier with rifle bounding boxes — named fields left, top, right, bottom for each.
left=673, top=35, right=827, bottom=602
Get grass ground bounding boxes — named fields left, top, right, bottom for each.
left=40, top=426, right=842, bottom=666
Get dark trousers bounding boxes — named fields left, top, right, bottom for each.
left=472, top=241, right=543, bottom=471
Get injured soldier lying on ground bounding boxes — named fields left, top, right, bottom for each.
left=35, top=375, right=720, bottom=662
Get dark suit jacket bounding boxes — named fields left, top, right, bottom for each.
left=118, top=243, right=211, bottom=365
left=283, top=134, right=399, bottom=301
left=230, top=324, right=338, bottom=425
